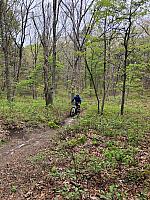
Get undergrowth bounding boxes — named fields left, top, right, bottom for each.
left=0, top=95, right=70, bottom=126
left=1, top=94, right=150, bottom=199
left=32, top=96, right=150, bottom=199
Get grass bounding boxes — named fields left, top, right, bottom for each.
left=38, top=95, right=149, bottom=199
left=28, top=152, right=46, bottom=164
left=0, top=95, right=71, bottom=126
left=1, top=93, right=150, bottom=199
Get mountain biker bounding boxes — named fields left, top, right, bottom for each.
left=71, top=94, right=82, bottom=106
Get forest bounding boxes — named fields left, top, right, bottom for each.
left=0, top=0, right=150, bottom=199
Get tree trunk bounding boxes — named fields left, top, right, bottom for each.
left=16, top=48, right=23, bottom=82
left=84, top=64, right=87, bottom=89
left=4, top=49, right=11, bottom=102
left=43, top=49, right=53, bottom=106
left=52, top=0, right=57, bottom=95
left=101, top=18, right=107, bottom=115
left=121, top=45, right=127, bottom=115
left=32, top=85, right=37, bottom=99
left=85, top=57, right=100, bottom=114
left=120, top=15, right=132, bottom=115
left=0, top=0, right=11, bottom=102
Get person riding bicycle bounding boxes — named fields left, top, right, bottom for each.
left=70, top=94, right=82, bottom=116
left=71, top=94, right=82, bottom=106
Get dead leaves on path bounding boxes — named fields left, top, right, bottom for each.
left=0, top=125, right=150, bottom=199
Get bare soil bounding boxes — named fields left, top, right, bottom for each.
left=0, top=117, right=75, bottom=200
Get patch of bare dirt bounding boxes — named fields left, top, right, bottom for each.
left=0, top=116, right=77, bottom=199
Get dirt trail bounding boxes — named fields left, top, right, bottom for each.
left=0, top=117, right=74, bottom=167
left=0, top=117, right=77, bottom=199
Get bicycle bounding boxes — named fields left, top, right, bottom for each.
left=70, top=103, right=80, bottom=117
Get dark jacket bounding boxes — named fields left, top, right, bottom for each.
left=72, top=95, right=81, bottom=104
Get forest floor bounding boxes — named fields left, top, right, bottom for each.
left=0, top=97, right=150, bottom=200
left=0, top=116, right=76, bottom=200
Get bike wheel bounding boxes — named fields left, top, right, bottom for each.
left=76, top=105, right=80, bottom=115
left=70, top=107, right=76, bottom=117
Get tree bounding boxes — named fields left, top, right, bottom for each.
left=32, top=0, right=62, bottom=106
left=85, top=53, right=100, bottom=113
left=9, top=0, right=35, bottom=98
left=29, top=28, right=40, bottom=99
left=118, top=0, right=148, bottom=115
left=52, top=0, right=62, bottom=94
left=61, top=0, right=95, bottom=92
left=32, top=0, right=53, bottom=106
left=0, top=0, right=15, bottom=101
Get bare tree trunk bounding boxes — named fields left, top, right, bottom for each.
left=121, top=45, right=128, bottom=115
left=90, top=62, right=93, bottom=97
left=43, top=46, right=53, bottom=106
left=85, top=57, right=100, bottom=114
left=4, top=47, right=11, bottom=102
left=101, top=18, right=107, bottom=115
left=52, top=0, right=62, bottom=98
left=16, top=48, right=23, bottom=82
left=32, top=0, right=54, bottom=106
left=32, top=85, right=37, bottom=99
left=84, top=64, right=87, bottom=89
left=111, top=65, right=116, bottom=97
left=30, top=30, right=39, bottom=99
left=32, top=43, right=38, bottom=100
left=0, top=0, right=11, bottom=102
left=121, top=15, right=132, bottom=115
left=52, top=0, right=57, bottom=94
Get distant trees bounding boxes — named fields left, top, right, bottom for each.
left=87, top=0, right=149, bottom=114
left=61, top=0, right=95, bottom=92
left=11, top=0, right=35, bottom=98
left=32, top=0, right=53, bottom=105
left=32, top=0, right=62, bottom=106
left=0, top=0, right=35, bottom=100
left=0, top=0, right=149, bottom=113
left=115, top=0, right=148, bottom=115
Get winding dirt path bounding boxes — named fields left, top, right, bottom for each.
left=0, top=117, right=74, bottom=166
left=0, top=117, right=75, bottom=199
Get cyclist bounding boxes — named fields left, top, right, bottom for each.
left=71, top=94, right=82, bottom=106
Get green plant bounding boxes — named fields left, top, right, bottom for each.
left=11, top=185, right=17, bottom=193
left=48, top=121, right=59, bottom=129
left=0, top=94, right=70, bottom=126
left=106, top=141, right=118, bottom=147
left=100, top=184, right=124, bottom=200
left=0, top=139, right=7, bottom=146
left=29, top=153, right=46, bottom=163
left=56, top=182, right=84, bottom=200
left=63, top=168, right=77, bottom=181
left=87, top=155, right=102, bottom=173
left=67, top=135, right=87, bottom=148
left=49, top=166, right=61, bottom=178
left=92, top=137, right=99, bottom=146
left=104, top=146, right=137, bottom=166
left=137, top=191, right=149, bottom=200
left=124, top=170, right=147, bottom=183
